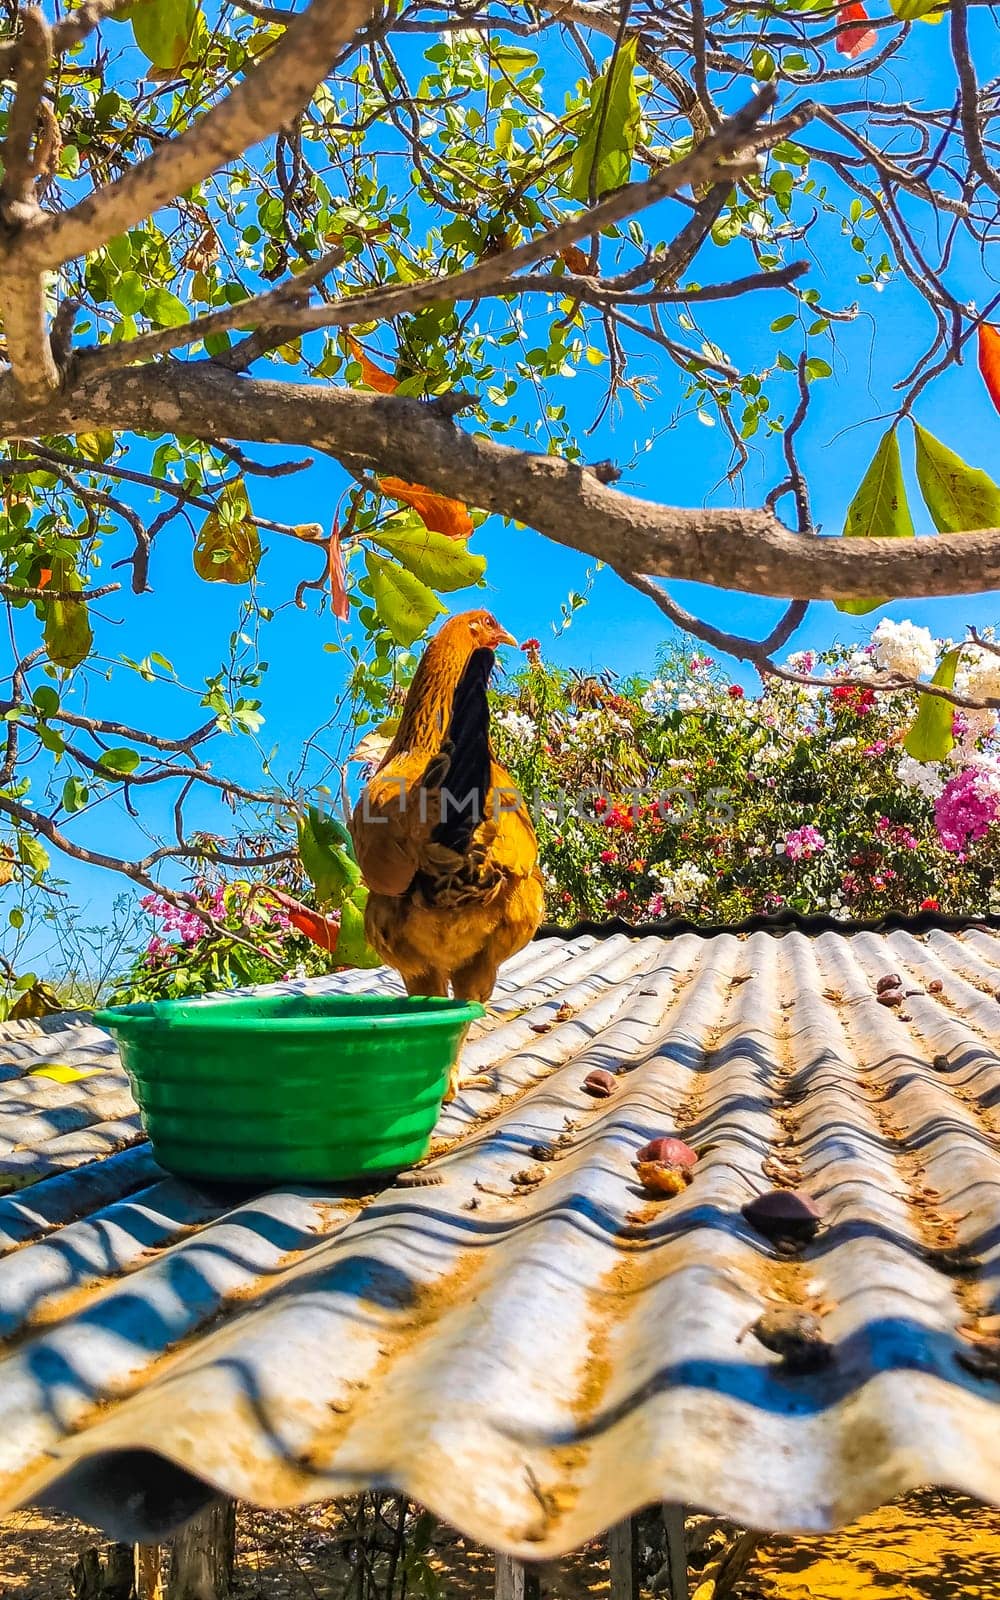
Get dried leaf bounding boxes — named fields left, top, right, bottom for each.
left=345, top=335, right=398, bottom=395
left=193, top=481, right=261, bottom=585
left=836, top=2, right=877, bottom=57
left=379, top=478, right=473, bottom=541
left=978, top=323, right=1000, bottom=418
left=560, top=245, right=591, bottom=275
left=327, top=520, right=350, bottom=621
left=28, top=1062, right=101, bottom=1083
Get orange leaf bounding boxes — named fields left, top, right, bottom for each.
left=327, top=519, right=350, bottom=622
left=978, top=323, right=1000, bottom=417
left=264, top=886, right=341, bottom=953
left=560, top=245, right=591, bottom=275
left=379, top=477, right=473, bottom=540
left=836, top=2, right=877, bottom=58
left=345, top=336, right=398, bottom=395
left=37, top=568, right=52, bottom=589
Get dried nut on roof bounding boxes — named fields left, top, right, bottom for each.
left=635, top=1160, right=692, bottom=1196
left=877, top=989, right=903, bottom=1007
left=932, top=1053, right=951, bottom=1072
left=635, top=1137, right=698, bottom=1170
left=876, top=974, right=903, bottom=994
left=928, top=979, right=944, bottom=994
left=750, top=1309, right=833, bottom=1373
left=742, top=1188, right=822, bottom=1245
left=582, top=1068, right=617, bottom=1097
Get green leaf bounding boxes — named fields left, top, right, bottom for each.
left=32, top=685, right=59, bottom=717
left=62, top=776, right=90, bottom=814
left=8, top=908, right=23, bottom=929
left=17, top=834, right=49, bottom=877
left=97, top=747, right=141, bottom=776
left=332, top=891, right=382, bottom=969
left=144, top=287, right=189, bottom=327
left=297, top=806, right=361, bottom=908
left=835, top=428, right=914, bottom=615
left=904, top=647, right=961, bottom=762
left=751, top=46, right=775, bottom=81
left=111, top=271, right=145, bottom=315
left=128, top=0, right=200, bottom=69
left=365, top=552, right=446, bottom=647
left=371, top=524, right=486, bottom=593
left=43, top=559, right=93, bottom=671
left=913, top=423, right=1000, bottom=535
left=889, top=0, right=946, bottom=18
left=568, top=37, right=639, bottom=203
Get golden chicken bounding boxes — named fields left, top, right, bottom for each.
left=350, top=611, right=544, bottom=1090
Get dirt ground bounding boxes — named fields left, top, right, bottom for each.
left=1, top=1489, right=998, bottom=1600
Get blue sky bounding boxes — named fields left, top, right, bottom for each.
left=12, top=8, right=1000, bottom=958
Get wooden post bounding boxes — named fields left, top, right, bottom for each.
left=608, top=1517, right=642, bottom=1600
left=495, top=1552, right=542, bottom=1600
left=660, top=1504, right=688, bottom=1600
left=166, top=1500, right=236, bottom=1600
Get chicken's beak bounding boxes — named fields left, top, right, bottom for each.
left=495, top=626, right=517, bottom=648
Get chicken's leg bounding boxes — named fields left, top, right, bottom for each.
left=445, top=956, right=500, bottom=1101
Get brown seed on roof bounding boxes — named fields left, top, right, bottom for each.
left=877, top=974, right=903, bottom=994
left=582, top=1069, right=617, bottom=1098
left=742, top=1188, right=822, bottom=1245
left=750, top=1309, right=833, bottom=1373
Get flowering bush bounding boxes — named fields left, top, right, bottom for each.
left=110, top=869, right=331, bottom=1003
left=490, top=635, right=1000, bottom=923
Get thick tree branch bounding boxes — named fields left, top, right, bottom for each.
left=4, top=360, right=1000, bottom=603
left=0, top=8, right=60, bottom=407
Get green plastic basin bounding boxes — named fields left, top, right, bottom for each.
left=93, top=990, right=484, bottom=1184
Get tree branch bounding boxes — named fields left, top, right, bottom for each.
left=5, top=360, right=1000, bottom=603
left=19, top=0, right=379, bottom=271
left=0, top=8, right=60, bottom=407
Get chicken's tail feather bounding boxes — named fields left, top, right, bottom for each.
left=432, top=646, right=494, bottom=855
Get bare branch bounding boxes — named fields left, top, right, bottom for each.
left=950, top=0, right=1000, bottom=201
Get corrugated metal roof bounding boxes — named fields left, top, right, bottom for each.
left=1, top=926, right=999, bottom=1555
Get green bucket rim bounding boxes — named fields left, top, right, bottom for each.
left=94, top=992, right=485, bottom=1036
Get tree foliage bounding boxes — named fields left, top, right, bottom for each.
left=0, top=0, right=998, bottom=963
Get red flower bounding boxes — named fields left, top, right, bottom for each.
left=593, top=795, right=608, bottom=815
left=920, top=897, right=940, bottom=911
left=728, top=684, right=744, bottom=699
left=837, top=2, right=877, bottom=59
left=520, top=638, right=540, bottom=652
left=832, top=683, right=876, bottom=716
left=599, top=849, right=616, bottom=865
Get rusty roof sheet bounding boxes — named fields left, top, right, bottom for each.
left=0, top=926, right=999, bottom=1554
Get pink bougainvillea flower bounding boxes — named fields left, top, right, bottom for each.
left=783, top=824, right=827, bottom=861
left=935, top=765, right=1000, bottom=856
